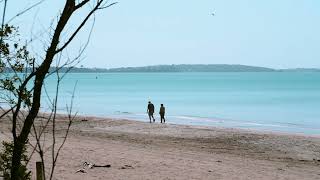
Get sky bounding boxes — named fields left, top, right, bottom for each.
left=5, top=0, right=320, bottom=69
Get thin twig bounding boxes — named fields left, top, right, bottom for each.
left=6, top=0, right=45, bottom=24
left=55, top=0, right=117, bottom=53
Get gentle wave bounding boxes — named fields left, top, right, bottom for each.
left=104, top=111, right=320, bottom=134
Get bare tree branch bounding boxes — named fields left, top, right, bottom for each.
left=1, top=0, right=7, bottom=30
left=98, top=1, right=118, bottom=10
left=49, top=67, right=61, bottom=180
left=75, top=0, right=90, bottom=10
left=55, top=1, right=117, bottom=54
left=6, top=0, right=46, bottom=24
left=1, top=0, right=117, bottom=178
left=0, top=105, right=16, bottom=120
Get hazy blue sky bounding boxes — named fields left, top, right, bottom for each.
left=7, top=0, right=320, bottom=68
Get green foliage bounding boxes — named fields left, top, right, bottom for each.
left=0, top=141, right=31, bottom=180
left=0, top=24, right=35, bottom=108
left=0, top=23, right=33, bottom=179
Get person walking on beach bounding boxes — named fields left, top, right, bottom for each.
left=147, top=101, right=155, bottom=123
left=159, top=104, right=166, bottom=123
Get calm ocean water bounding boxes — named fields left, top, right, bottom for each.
left=43, top=72, right=320, bottom=135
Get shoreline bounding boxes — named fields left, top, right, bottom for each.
left=1, top=113, right=320, bottom=179
left=56, top=112, right=320, bottom=137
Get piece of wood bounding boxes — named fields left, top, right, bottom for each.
left=36, top=161, right=44, bottom=180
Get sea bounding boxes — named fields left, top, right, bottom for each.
left=42, top=72, right=320, bottom=135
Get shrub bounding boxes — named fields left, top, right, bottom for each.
left=0, top=141, right=31, bottom=180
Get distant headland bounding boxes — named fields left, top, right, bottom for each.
left=4, top=64, right=320, bottom=73
left=53, top=64, right=320, bottom=73
left=0, top=64, right=299, bottom=73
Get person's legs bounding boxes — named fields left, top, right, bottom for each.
left=160, top=114, right=164, bottom=123
left=148, top=114, right=152, bottom=123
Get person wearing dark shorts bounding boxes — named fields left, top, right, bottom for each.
left=147, top=101, right=155, bottom=123
left=159, top=104, right=165, bottom=123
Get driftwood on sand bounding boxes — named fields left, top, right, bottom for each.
left=76, top=162, right=111, bottom=173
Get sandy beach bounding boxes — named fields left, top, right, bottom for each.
left=0, top=114, right=320, bottom=180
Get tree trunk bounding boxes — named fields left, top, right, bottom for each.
left=8, top=0, right=110, bottom=178
left=10, top=1, right=75, bottom=179
left=11, top=138, right=24, bottom=180
left=11, top=74, right=44, bottom=180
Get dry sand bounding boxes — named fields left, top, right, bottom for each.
left=0, top=115, right=320, bottom=180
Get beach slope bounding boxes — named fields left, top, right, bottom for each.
left=0, top=115, right=319, bottom=179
